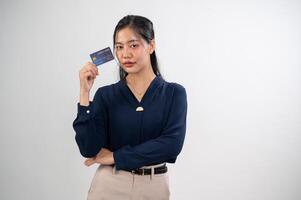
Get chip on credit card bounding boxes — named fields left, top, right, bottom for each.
left=90, top=47, right=114, bottom=66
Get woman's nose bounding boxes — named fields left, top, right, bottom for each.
left=122, top=46, right=132, bottom=58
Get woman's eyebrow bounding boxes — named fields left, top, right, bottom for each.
left=127, top=39, right=139, bottom=43
left=115, top=39, right=140, bottom=45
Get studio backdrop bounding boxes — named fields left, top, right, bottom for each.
left=0, top=0, right=300, bottom=199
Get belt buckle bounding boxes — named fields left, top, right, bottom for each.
left=134, top=168, right=144, bottom=176
left=131, top=169, right=144, bottom=175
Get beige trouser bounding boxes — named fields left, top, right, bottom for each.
left=87, top=163, right=170, bottom=200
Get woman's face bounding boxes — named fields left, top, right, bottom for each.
left=114, top=27, right=155, bottom=75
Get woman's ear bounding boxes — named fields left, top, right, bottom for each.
left=149, top=39, right=155, bottom=54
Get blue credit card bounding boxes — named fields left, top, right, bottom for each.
left=90, top=47, right=114, bottom=66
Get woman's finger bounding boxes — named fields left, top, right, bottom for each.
left=84, top=158, right=95, bottom=166
left=84, top=71, right=96, bottom=80
left=86, top=63, right=98, bottom=76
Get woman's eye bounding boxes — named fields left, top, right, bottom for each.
left=130, top=44, right=138, bottom=48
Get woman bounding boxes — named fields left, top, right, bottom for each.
left=72, top=15, right=187, bottom=200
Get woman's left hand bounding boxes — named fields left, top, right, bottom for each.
left=84, top=148, right=115, bottom=167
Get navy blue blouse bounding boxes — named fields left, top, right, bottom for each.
left=72, top=75, right=187, bottom=171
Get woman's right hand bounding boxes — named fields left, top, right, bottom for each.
left=79, top=62, right=99, bottom=93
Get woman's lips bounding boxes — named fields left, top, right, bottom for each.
left=123, top=62, right=135, bottom=67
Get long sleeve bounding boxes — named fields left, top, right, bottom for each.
left=72, top=88, right=108, bottom=158
left=113, top=84, right=187, bottom=171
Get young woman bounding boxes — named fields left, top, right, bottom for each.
left=72, top=15, right=187, bottom=200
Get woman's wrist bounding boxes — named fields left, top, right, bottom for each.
left=80, top=90, right=90, bottom=106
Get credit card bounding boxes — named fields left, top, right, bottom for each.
left=90, top=47, right=114, bottom=66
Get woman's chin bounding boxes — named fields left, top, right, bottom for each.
left=122, top=67, right=140, bottom=74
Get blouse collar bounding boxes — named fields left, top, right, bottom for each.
left=118, top=74, right=164, bottom=107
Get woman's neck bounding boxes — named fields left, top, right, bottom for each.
left=126, top=66, right=156, bottom=88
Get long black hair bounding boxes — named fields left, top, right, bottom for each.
left=113, top=15, right=162, bottom=80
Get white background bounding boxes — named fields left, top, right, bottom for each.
left=0, top=0, right=300, bottom=199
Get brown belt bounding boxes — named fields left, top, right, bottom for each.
left=127, top=164, right=167, bottom=175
